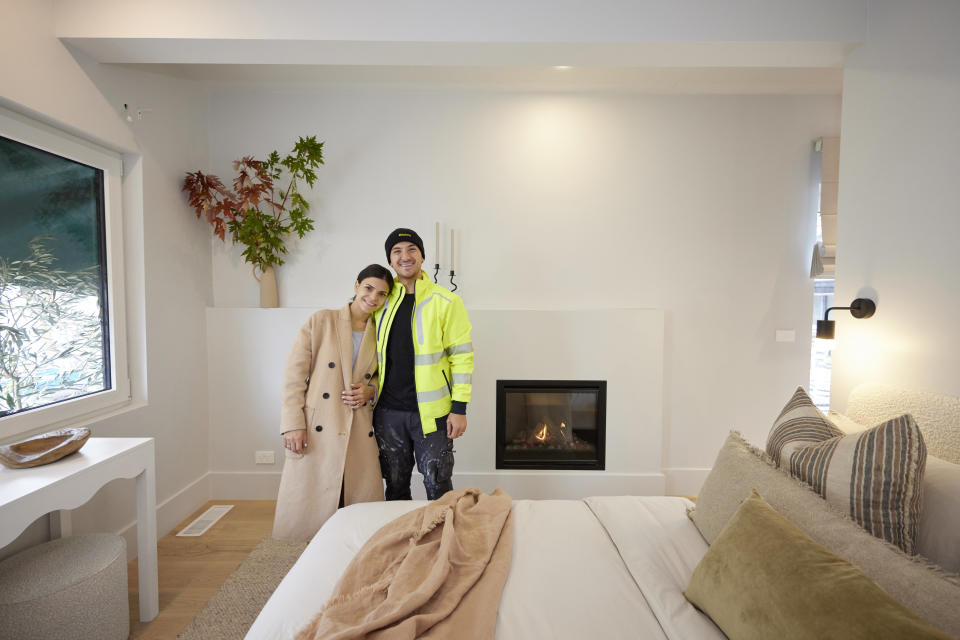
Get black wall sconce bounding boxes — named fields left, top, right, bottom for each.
left=816, top=298, right=876, bottom=339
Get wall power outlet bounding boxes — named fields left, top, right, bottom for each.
left=255, top=450, right=276, bottom=465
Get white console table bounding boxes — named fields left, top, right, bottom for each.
left=0, top=437, right=159, bottom=621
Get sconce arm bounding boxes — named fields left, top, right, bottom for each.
left=822, top=298, right=876, bottom=322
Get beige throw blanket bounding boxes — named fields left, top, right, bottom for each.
left=296, top=488, right=514, bottom=640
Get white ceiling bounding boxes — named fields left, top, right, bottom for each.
left=58, top=1, right=859, bottom=95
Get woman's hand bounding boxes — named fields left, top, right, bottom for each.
left=283, top=429, right=307, bottom=454
left=342, top=383, right=374, bottom=409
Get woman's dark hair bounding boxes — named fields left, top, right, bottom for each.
left=355, top=264, right=393, bottom=290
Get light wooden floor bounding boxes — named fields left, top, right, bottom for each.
left=127, top=500, right=277, bottom=639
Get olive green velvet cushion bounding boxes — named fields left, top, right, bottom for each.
left=684, top=490, right=950, bottom=640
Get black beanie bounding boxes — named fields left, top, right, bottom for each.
left=384, top=228, right=425, bottom=261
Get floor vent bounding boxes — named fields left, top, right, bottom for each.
left=177, top=505, right=234, bottom=537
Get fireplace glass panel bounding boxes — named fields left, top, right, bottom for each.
left=496, top=380, right=605, bottom=470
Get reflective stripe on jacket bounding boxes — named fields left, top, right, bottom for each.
left=374, top=271, right=474, bottom=434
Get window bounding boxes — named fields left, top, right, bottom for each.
left=808, top=136, right=839, bottom=412
left=809, top=278, right=834, bottom=410
left=0, top=107, right=129, bottom=439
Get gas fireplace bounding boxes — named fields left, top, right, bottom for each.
left=496, top=380, right=606, bottom=470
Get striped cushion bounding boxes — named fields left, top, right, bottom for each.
left=766, top=387, right=927, bottom=554
left=766, top=387, right=844, bottom=462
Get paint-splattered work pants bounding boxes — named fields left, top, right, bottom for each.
left=372, top=407, right=455, bottom=501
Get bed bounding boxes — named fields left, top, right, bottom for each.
left=246, top=384, right=960, bottom=639
left=246, top=495, right=724, bottom=639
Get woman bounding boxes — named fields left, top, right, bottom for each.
left=272, top=264, right=394, bottom=541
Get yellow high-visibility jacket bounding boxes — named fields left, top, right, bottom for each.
left=374, top=271, right=474, bottom=434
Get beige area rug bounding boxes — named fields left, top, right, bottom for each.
left=178, top=537, right=307, bottom=640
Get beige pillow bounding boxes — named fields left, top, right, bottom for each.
left=766, top=387, right=926, bottom=554
left=918, top=456, right=960, bottom=573
left=689, top=432, right=960, bottom=637
left=828, top=413, right=960, bottom=572
left=685, top=490, right=950, bottom=640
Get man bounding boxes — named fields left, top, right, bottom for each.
left=373, top=228, right=474, bottom=500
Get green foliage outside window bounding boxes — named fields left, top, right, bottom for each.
left=0, top=237, right=105, bottom=416
left=1, top=131, right=109, bottom=419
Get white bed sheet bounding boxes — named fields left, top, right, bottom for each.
left=246, top=496, right=720, bottom=640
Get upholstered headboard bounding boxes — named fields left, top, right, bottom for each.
left=845, top=383, right=960, bottom=465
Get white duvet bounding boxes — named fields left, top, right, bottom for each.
left=246, top=496, right=724, bottom=640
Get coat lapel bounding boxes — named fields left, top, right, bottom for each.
left=336, top=304, right=354, bottom=388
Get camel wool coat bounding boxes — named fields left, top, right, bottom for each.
left=272, top=305, right=384, bottom=542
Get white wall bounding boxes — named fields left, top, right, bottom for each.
left=2, top=1, right=134, bottom=149
left=206, top=84, right=839, bottom=494
left=206, top=307, right=665, bottom=499
left=0, top=0, right=212, bottom=560
left=63, top=59, right=213, bottom=556
left=831, top=0, right=960, bottom=406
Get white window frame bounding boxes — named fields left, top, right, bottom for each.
left=0, top=106, right=130, bottom=440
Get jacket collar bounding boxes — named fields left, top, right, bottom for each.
left=390, top=270, right=431, bottom=301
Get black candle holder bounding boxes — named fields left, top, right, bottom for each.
left=449, top=270, right=458, bottom=292
left=433, top=263, right=440, bottom=284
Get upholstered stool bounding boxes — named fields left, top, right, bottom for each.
left=0, top=533, right=129, bottom=640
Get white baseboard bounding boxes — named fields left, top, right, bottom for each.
left=117, top=472, right=211, bottom=561
left=209, top=471, right=283, bottom=500
left=663, top=467, right=711, bottom=497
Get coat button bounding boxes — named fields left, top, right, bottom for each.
left=322, top=392, right=329, bottom=399
left=328, top=362, right=335, bottom=368
left=368, top=431, right=374, bottom=437
left=315, top=425, right=323, bottom=432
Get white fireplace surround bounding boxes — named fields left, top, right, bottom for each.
left=207, top=308, right=664, bottom=500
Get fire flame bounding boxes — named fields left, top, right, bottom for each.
left=535, top=423, right=549, bottom=441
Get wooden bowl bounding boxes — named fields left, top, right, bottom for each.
left=0, top=427, right=91, bottom=469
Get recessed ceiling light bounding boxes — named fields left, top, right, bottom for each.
left=553, top=66, right=572, bottom=70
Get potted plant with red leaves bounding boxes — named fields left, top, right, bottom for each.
left=182, top=136, right=324, bottom=307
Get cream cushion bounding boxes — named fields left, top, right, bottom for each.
left=922, top=456, right=960, bottom=573
left=689, top=432, right=960, bottom=638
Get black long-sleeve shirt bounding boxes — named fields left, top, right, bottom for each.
left=377, top=293, right=418, bottom=411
